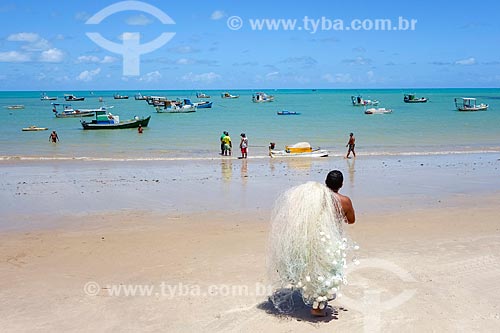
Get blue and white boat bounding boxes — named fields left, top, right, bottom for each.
left=277, top=110, right=300, bottom=115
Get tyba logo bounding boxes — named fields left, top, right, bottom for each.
left=85, top=1, right=176, bottom=76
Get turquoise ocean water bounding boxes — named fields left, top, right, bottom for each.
left=1, top=89, right=499, bottom=160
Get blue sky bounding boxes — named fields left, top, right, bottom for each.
left=1, top=0, right=499, bottom=90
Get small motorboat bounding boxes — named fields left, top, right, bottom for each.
left=196, top=92, right=211, bottom=98
left=269, top=142, right=328, bottom=158
left=40, top=93, right=57, bottom=101
left=155, top=100, right=196, bottom=113
left=352, top=95, right=379, bottom=106
left=64, top=94, right=85, bottom=101
left=277, top=110, right=300, bottom=115
left=454, top=97, right=488, bottom=111
left=134, top=93, right=148, bottom=100
left=404, top=93, right=427, bottom=103
left=22, top=125, right=48, bottom=131
left=52, top=103, right=112, bottom=118
left=252, top=92, right=274, bottom=103
left=364, top=107, right=393, bottom=114
left=221, top=92, right=239, bottom=99
left=114, top=93, right=129, bottom=99
left=194, top=101, right=213, bottom=109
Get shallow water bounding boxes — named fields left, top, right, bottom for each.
left=1, top=89, right=499, bottom=159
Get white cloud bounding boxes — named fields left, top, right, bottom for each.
left=169, top=45, right=199, bottom=54
left=101, top=56, right=117, bottom=64
left=126, top=14, right=153, bottom=26
left=7, top=32, right=39, bottom=42
left=7, top=33, right=50, bottom=51
left=0, top=51, right=31, bottom=62
left=139, top=71, right=162, bottom=83
left=455, top=57, right=476, bottom=65
left=40, top=48, right=64, bottom=62
left=77, top=55, right=117, bottom=64
left=22, top=38, right=50, bottom=51
left=77, top=68, right=101, bottom=82
left=322, top=73, right=353, bottom=83
left=176, top=58, right=194, bottom=65
left=182, top=72, right=221, bottom=83
left=342, top=56, right=371, bottom=65
left=265, top=71, right=280, bottom=80
left=211, top=10, right=225, bottom=20
left=77, top=55, right=100, bottom=63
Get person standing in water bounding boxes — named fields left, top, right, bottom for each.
left=239, top=133, right=248, bottom=159
left=222, top=132, right=232, bottom=156
left=220, top=131, right=227, bottom=155
left=345, top=132, right=356, bottom=158
left=49, top=130, right=59, bottom=143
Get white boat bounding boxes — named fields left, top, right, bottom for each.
left=196, top=92, right=210, bottom=98
left=454, top=97, right=488, bottom=111
left=52, top=103, right=113, bottom=118
left=40, top=93, right=57, bottom=101
left=134, top=93, right=148, bottom=100
left=352, top=95, right=379, bottom=106
left=6, top=105, right=25, bottom=110
left=22, top=125, right=48, bottom=131
left=364, top=107, right=392, bottom=114
left=269, top=142, right=328, bottom=158
left=252, top=92, right=274, bottom=103
left=221, top=92, right=239, bottom=99
left=155, top=103, right=196, bottom=113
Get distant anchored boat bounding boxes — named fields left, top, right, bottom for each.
left=221, top=92, right=239, bottom=99
left=454, top=97, right=488, bottom=111
left=364, top=107, right=393, bottom=114
left=40, top=93, right=57, bottom=101
left=22, top=125, right=48, bottom=131
left=5, top=105, right=25, bottom=110
left=351, top=95, right=379, bottom=106
left=277, top=110, right=300, bottom=115
left=404, top=93, right=427, bottom=103
left=196, top=92, right=211, bottom=98
left=134, top=93, right=148, bottom=100
left=64, top=94, right=85, bottom=101
left=113, top=93, right=129, bottom=99
left=252, top=92, right=274, bottom=103
left=52, top=103, right=111, bottom=118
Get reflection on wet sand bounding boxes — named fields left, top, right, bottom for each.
left=240, top=158, right=248, bottom=186
left=345, top=157, right=355, bottom=188
left=269, top=158, right=313, bottom=172
left=221, top=158, right=233, bottom=182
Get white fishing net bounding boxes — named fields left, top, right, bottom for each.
left=267, top=181, right=358, bottom=312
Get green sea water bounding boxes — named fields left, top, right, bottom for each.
left=1, top=88, right=499, bottom=160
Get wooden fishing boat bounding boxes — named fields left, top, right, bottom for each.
left=81, top=111, right=150, bottom=129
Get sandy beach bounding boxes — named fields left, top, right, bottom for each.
left=1, top=153, right=500, bottom=332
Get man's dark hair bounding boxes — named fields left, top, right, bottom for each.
left=325, top=170, right=343, bottom=191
